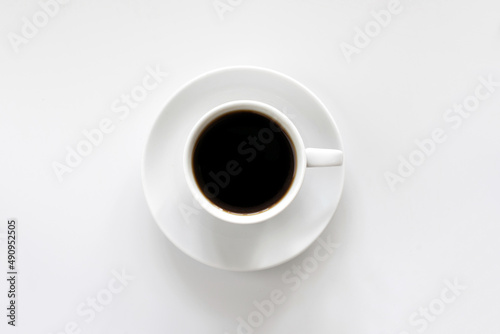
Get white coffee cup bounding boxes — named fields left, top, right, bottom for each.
left=184, top=100, right=343, bottom=224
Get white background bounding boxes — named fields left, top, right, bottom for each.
left=1, top=0, right=500, bottom=333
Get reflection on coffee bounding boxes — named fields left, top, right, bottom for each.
left=192, top=111, right=295, bottom=214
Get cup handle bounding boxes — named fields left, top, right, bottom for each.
left=305, top=148, right=343, bottom=167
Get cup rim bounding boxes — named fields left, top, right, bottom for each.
left=183, top=100, right=306, bottom=224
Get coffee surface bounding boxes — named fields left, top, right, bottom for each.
left=192, top=111, right=295, bottom=214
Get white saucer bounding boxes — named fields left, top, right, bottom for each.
left=142, top=66, right=345, bottom=271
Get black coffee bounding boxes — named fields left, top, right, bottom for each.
left=192, top=110, right=295, bottom=214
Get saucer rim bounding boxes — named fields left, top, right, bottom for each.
left=141, top=65, right=345, bottom=271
